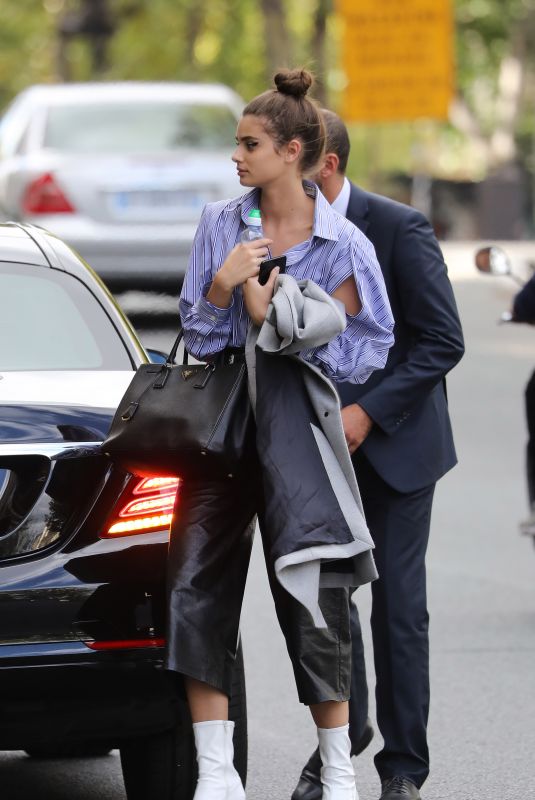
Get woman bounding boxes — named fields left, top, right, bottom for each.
left=167, top=68, right=394, bottom=800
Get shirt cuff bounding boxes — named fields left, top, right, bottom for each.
left=195, top=282, right=234, bottom=324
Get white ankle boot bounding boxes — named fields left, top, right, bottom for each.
left=317, top=724, right=358, bottom=800
left=192, top=720, right=245, bottom=800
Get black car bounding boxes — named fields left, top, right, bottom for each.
left=0, top=223, right=246, bottom=799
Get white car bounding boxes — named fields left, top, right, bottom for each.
left=0, top=82, right=244, bottom=291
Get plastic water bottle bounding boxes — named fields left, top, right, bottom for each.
left=240, top=208, right=263, bottom=242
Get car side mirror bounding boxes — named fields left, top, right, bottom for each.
left=474, top=246, right=512, bottom=277
left=146, top=348, right=170, bottom=364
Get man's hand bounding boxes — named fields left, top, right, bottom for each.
left=341, top=403, right=373, bottom=454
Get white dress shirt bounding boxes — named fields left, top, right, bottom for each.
left=331, top=176, right=351, bottom=218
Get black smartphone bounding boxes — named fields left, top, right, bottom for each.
left=259, top=255, right=286, bottom=286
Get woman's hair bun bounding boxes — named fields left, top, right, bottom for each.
left=274, top=68, right=314, bottom=99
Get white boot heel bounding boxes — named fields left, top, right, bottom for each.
left=317, top=724, right=358, bottom=800
left=192, top=720, right=245, bottom=800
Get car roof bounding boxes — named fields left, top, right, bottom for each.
left=0, top=224, right=50, bottom=267
left=16, top=81, right=244, bottom=108
left=0, top=221, right=86, bottom=273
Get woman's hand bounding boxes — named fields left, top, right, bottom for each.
left=242, top=266, right=280, bottom=326
left=207, top=238, right=272, bottom=308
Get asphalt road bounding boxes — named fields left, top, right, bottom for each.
left=2, top=246, right=534, bottom=799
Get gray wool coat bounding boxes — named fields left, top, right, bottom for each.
left=246, top=274, right=377, bottom=628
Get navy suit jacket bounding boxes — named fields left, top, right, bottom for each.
left=337, top=183, right=465, bottom=493
left=513, top=273, right=535, bottom=323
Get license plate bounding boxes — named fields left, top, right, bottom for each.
left=109, top=189, right=206, bottom=213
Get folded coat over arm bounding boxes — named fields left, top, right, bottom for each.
left=246, top=275, right=379, bottom=628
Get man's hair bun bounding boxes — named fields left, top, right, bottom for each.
left=274, top=68, right=314, bottom=99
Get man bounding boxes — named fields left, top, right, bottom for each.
left=512, top=272, right=535, bottom=533
left=292, top=111, right=464, bottom=800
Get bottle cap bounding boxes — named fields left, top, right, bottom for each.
left=247, top=209, right=262, bottom=225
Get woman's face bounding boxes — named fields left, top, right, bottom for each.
left=232, top=115, right=299, bottom=187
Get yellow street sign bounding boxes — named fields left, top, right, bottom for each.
left=336, top=0, right=455, bottom=123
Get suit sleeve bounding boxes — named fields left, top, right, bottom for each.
left=512, top=274, right=535, bottom=323
left=354, top=209, right=465, bottom=436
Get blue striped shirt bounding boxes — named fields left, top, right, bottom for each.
left=179, top=182, right=394, bottom=384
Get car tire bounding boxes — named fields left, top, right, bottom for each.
left=120, top=640, right=247, bottom=800
left=25, top=743, right=112, bottom=758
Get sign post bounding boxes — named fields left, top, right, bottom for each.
left=336, top=0, right=455, bottom=123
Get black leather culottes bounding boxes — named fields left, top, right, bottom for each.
left=165, top=450, right=352, bottom=706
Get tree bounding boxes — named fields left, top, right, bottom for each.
left=452, top=0, right=535, bottom=171
left=57, top=0, right=117, bottom=80
left=1, top=0, right=535, bottom=191
left=260, top=0, right=293, bottom=77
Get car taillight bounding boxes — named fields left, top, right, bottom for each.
left=22, top=172, right=75, bottom=214
left=85, top=638, right=165, bottom=650
left=102, top=475, right=180, bottom=538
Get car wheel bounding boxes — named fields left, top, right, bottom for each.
left=120, top=640, right=247, bottom=800
left=25, top=743, right=112, bottom=758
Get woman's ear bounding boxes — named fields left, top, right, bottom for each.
left=284, top=138, right=302, bottom=163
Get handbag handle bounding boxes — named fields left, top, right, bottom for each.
left=152, top=327, right=187, bottom=390
left=165, top=326, right=224, bottom=368
left=153, top=325, right=227, bottom=390
left=166, top=327, right=188, bottom=366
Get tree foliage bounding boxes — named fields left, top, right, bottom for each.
left=0, top=0, right=326, bottom=107
left=1, top=0, right=535, bottom=182
left=454, top=0, right=535, bottom=168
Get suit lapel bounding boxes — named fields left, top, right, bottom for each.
left=346, top=182, right=370, bottom=235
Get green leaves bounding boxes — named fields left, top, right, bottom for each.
left=1, top=1, right=534, bottom=184
left=0, top=1, right=322, bottom=109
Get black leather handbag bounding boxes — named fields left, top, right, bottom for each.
left=102, top=329, right=253, bottom=479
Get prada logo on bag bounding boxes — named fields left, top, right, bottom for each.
left=181, top=368, right=197, bottom=381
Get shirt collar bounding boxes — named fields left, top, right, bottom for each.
left=238, top=189, right=261, bottom=225
left=237, top=181, right=339, bottom=242
left=331, top=177, right=351, bottom=218
left=309, top=181, right=340, bottom=241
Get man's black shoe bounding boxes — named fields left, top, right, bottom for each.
left=290, top=719, right=374, bottom=800
left=380, top=777, right=421, bottom=799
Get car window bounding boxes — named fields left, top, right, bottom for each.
left=43, top=102, right=238, bottom=153
left=0, top=263, right=133, bottom=371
